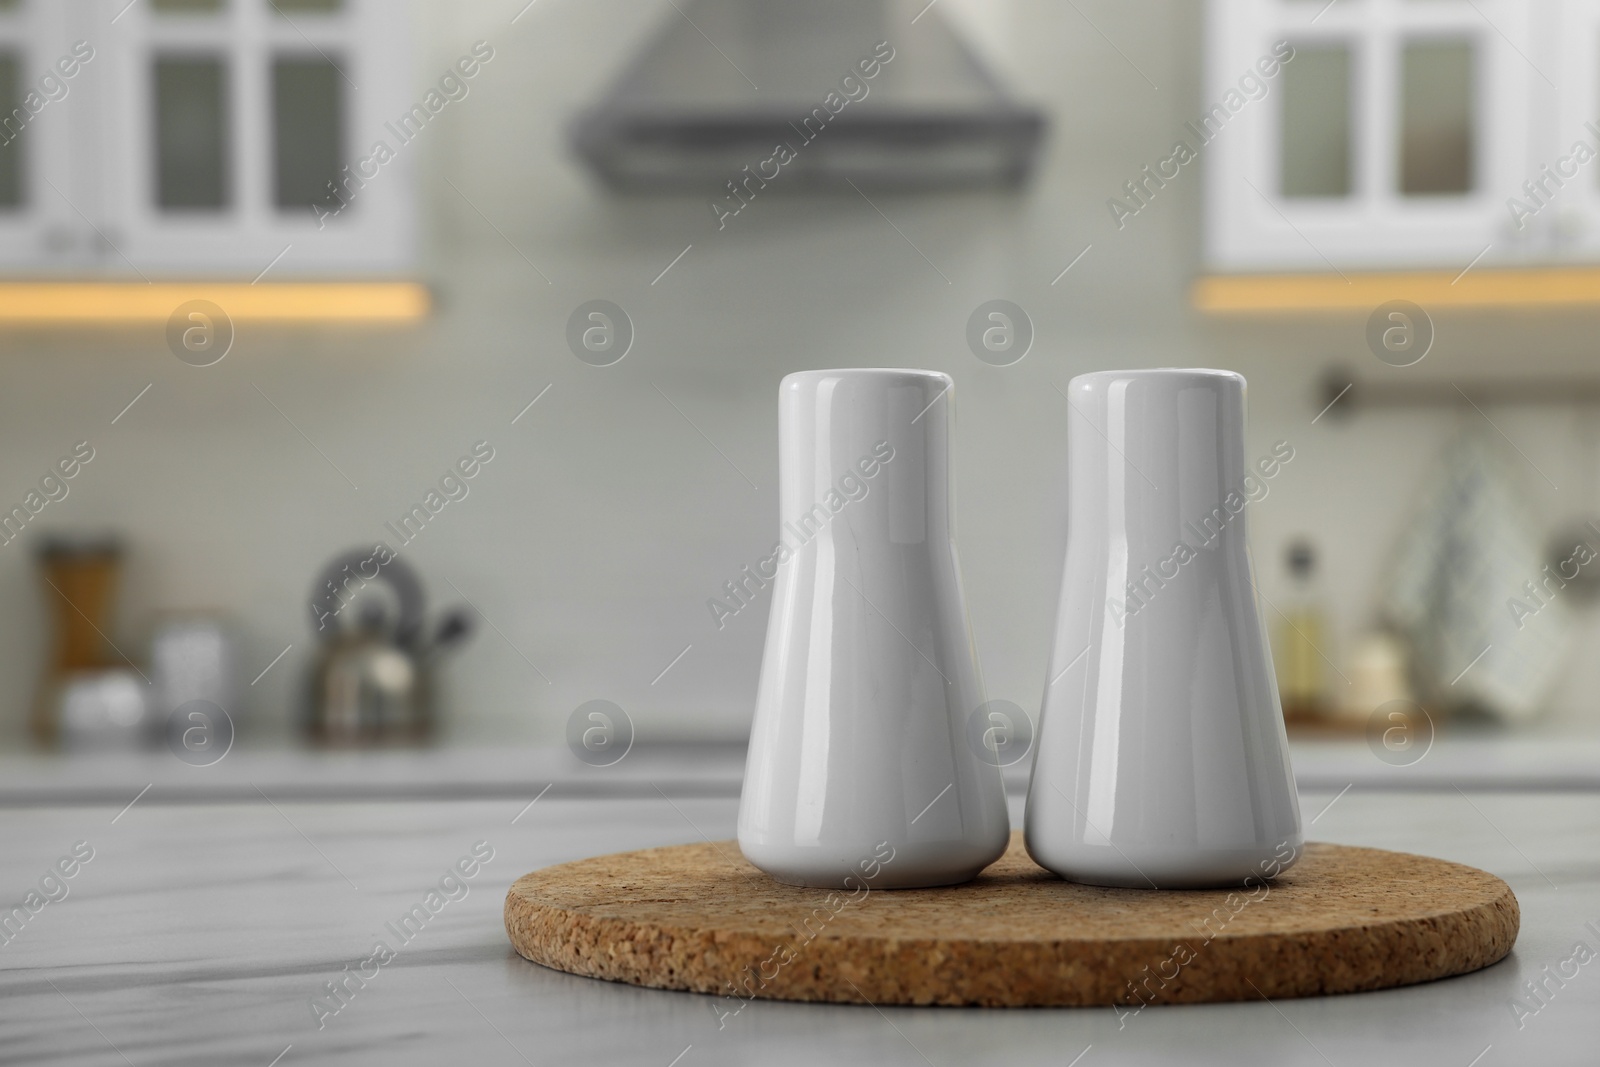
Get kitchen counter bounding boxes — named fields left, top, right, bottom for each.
left=3, top=778, right=1598, bottom=1066
left=5, top=735, right=1600, bottom=806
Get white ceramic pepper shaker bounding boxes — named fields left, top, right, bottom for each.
left=1025, top=369, right=1302, bottom=888
left=738, top=369, right=1010, bottom=889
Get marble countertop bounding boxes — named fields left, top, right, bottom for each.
left=3, top=781, right=1598, bottom=1066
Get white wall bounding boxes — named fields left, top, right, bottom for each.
left=1, top=0, right=1596, bottom=747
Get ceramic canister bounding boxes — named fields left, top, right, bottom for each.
left=738, top=368, right=1010, bottom=889
left=1025, top=368, right=1302, bottom=888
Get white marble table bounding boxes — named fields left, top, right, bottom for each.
left=3, top=777, right=1598, bottom=1067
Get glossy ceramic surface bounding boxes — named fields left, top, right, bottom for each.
left=1025, top=369, right=1302, bottom=888
left=738, top=369, right=1009, bottom=889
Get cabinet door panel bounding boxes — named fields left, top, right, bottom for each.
left=1547, top=0, right=1600, bottom=260
left=0, top=0, right=90, bottom=273
left=99, top=0, right=413, bottom=276
left=1207, top=0, right=1534, bottom=272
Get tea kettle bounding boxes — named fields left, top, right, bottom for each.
left=305, top=549, right=473, bottom=744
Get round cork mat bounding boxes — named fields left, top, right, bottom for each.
left=504, top=831, right=1518, bottom=1007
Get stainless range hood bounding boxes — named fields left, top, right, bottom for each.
left=571, top=0, right=1045, bottom=191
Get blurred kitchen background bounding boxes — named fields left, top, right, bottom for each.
left=3, top=0, right=1599, bottom=764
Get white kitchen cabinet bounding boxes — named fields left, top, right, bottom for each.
left=0, top=0, right=413, bottom=277
left=1206, top=0, right=1600, bottom=273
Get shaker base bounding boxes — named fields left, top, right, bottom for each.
left=1023, top=836, right=1303, bottom=890
left=739, top=837, right=1007, bottom=891
left=762, top=866, right=993, bottom=891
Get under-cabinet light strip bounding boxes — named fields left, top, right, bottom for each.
left=1194, top=268, right=1600, bottom=313
left=0, top=282, right=431, bottom=324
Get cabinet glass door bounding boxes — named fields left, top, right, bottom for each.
left=101, top=0, right=412, bottom=275
left=1207, top=0, right=1534, bottom=271
left=0, top=0, right=87, bottom=272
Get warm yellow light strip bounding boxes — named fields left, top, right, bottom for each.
left=1193, top=268, right=1600, bottom=314
left=0, top=282, right=431, bottom=324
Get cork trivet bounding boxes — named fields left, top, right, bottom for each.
left=504, top=831, right=1518, bottom=1007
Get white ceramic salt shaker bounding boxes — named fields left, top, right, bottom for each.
left=738, top=369, right=1009, bottom=889
left=1025, top=368, right=1302, bottom=888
